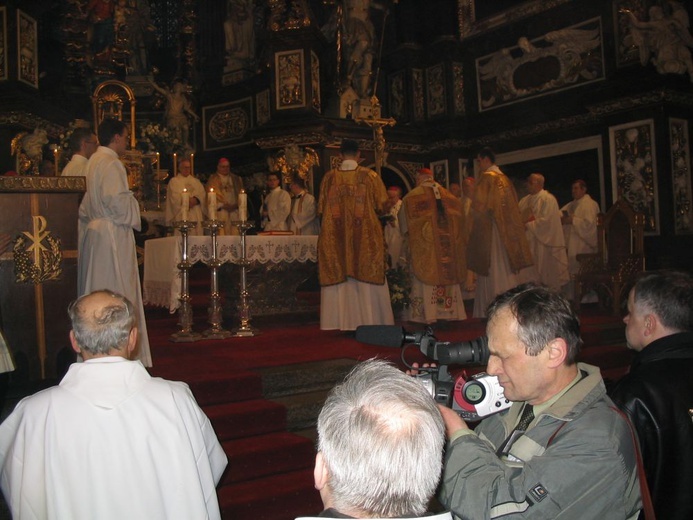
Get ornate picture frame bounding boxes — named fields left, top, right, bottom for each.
left=609, top=118, right=659, bottom=234
left=426, top=63, right=446, bottom=118
left=458, top=158, right=471, bottom=184
left=275, top=49, right=305, bottom=110
left=17, top=10, right=38, bottom=88
left=430, top=160, right=449, bottom=188
left=202, top=97, right=254, bottom=151
left=670, top=118, right=693, bottom=235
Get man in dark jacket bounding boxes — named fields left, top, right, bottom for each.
left=610, top=270, right=693, bottom=520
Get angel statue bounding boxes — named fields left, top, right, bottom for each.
left=11, top=127, right=48, bottom=175
left=626, top=0, right=693, bottom=81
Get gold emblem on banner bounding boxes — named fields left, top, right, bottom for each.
left=13, top=216, right=62, bottom=284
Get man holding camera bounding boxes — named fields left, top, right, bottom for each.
left=438, top=284, right=642, bottom=519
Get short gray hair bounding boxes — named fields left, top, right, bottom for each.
left=317, top=359, right=445, bottom=518
left=632, top=270, right=693, bottom=331
left=67, top=290, right=136, bottom=355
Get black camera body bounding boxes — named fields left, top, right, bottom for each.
left=355, top=326, right=512, bottom=421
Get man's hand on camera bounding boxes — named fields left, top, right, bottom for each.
left=405, top=361, right=436, bottom=376
left=438, top=404, right=470, bottom=437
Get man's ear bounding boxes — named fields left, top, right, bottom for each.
left=126, top=327, right=139, bottom=358
left=314, top=452, right=328, bottom=491
left=69, top=330, right=81, bottom=354
left=546, top=338, right=568, bottom=368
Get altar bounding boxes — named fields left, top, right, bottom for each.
left=143, top=235, right=318, bottom=316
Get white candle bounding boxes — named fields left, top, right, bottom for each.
left=190, top=153, right=194, bottom=177
left=156, top=152, right=160, bottom=178
left=209, top=188, right=217, bottom=220
left=181, top=188, right=189, bottom=221
left=173, top=153, right=177, bottom=177
left=238, top=190, right=247, bottom=222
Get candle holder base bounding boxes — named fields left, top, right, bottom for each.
left=231, top=324, right=260, bottom=337
left=170, top=331, right=203, bottom=343
left=202, top=328, right=232, bottom=340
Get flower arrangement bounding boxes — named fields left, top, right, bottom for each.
left=138, top=122, right=182, bottom=156
left=386, top=265, right=411, bottom=312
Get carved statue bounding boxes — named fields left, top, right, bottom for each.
left=627, top=0, right=693, bottom=81
left=11, top=128, right=49, bottom=176
left=342, top=0, right=375, bottom=99
left=148, top=78, right=200, bottom=154
left=224, top=0, right=256, bottom=71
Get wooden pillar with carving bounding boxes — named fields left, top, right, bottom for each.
left=0, top=176, right=85, bottom=381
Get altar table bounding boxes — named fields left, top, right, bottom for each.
left=143, top=235, right=318, bottom=314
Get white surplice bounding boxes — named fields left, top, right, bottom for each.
left=60, top=154, right=88, bottom=177
left=519, top=189, right=570, bottom=290
left=288, top=191, right=320, bottom=235
left=0, top=357, right=227, bottom=520
left=78, top=146, right=152, bottom=366
left=561, top=193, right=600, bottom=275
left=263, top=186, right=291, bottom=231
left=165, top=174, right=207, bottom=235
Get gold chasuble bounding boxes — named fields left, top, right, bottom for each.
left=402, top=183, right=467, bottom=286
left=467, top=168, right=533, bottom=276
left=318, top=166, right=388, bottom=286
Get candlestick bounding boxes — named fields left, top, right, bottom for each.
left=208, top=188, right=217, bottom=220
left=181, top=188, right=189, bottom=221
left=173, top=153, right=178, bottom=177
left=190, top=153, right=195, bottom=177
left=238, top=189, right=247, bottom=222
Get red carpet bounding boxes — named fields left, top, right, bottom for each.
left=144, top=301, right=633, bottom=520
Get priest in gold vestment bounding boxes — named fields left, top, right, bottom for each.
left=400, top=168, right=468, bottom=323
left=318, top=139, right=394, bottom=330
left=468, top=147, right=533, bottom=317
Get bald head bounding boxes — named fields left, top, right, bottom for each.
left=68, top=290, right=137, bottom=359
left=527, top=173, right=545, bottom=194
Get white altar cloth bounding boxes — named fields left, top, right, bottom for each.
left=143, top=235, right=318, bottom=312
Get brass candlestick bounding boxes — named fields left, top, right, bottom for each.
left=170, top=220, right=201, bottom=342
left=203, top=218, right=231, bottom=339
left=231, top=220, right=260, bottom=337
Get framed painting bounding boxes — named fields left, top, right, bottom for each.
left=202, top=97, right=254, bottom=151
left=17, top=10, right=37, bottom=88
left=430, top=160, right=449, bottom=187
left=609, top=119, right=659, bottom=234
left=275, top=49, right=305, bottom=110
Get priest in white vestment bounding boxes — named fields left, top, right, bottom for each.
left=518, top=173, right=570, bottom=291
left=0, top=290, right=227, bottom=520
left=262, top=172, right=292, bottom=231
left=561, top=179, right=600, bottom=278
left=77, top=118, right=152, bottom=366
left=288, top=177, right=320, bottom=235
left=165, top=157, right=206, bottom=235
left=60, top=127, right=99, bottom=177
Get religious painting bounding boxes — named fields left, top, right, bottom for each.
left=458, top=158, right=471, bottom=184
left=670, top=118, right=693, bottom=234
left=613, top=0, right=648, bottom=67
left=412, top=69, right=425, bottom=121
left=388, top=70, right=406, bottom=120
left=202, top=97, right=254, bottom=151
left=609, top=119, right=659, bottom=234
left=275, top=49, right=305, bottom=110
left=256, top=89, right=270, bottom=126
left=311, top=51, right=321, bottom=112
left=430, top=160, right=449, bottom=188
left=426, top=64, right=446, bottom=118
left=0, top=8, right=7, bottom=81
left=475, top=17, right=604, bottom=112
left=17, top=10, right=38, bottom=88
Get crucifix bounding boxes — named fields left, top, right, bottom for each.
left=353, top=95, right=396, bottom=175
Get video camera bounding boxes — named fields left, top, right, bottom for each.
left=354, top=325, right=512, bottom=421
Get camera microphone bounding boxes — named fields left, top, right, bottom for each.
left=354, top=325, right=422, bottom=348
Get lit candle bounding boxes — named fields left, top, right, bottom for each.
left=190, top=153, right=195, bottom=177
left=51, top=144, right=60, bottom=176
left=173, top=153, right=177, bottom=177
left=181, top=188, right=189, bottom=221
left=156, top=152, right=160, bottom=178
left=208, top=188, right=217, bottom=220
left=239, top=189, right=247, bottom=222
